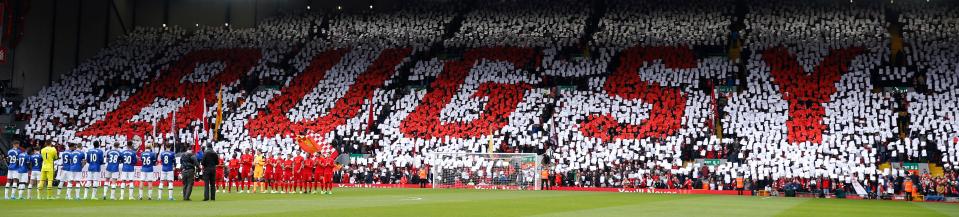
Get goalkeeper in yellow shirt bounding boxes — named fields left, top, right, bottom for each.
left=39, top=142, right=59, bottom=200
left=252, top=150, right=266, bottom=193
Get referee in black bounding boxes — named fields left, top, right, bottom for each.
left=201, top=144, right=220, bottom=201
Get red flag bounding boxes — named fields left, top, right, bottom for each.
left=193, top=128, right=201, bottom=153
left=136, top=133, right=146, bottom=166
left=138, top=133, right=146, bottom=152
left=295, top=135, right=321, bottom=154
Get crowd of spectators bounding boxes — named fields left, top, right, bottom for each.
left=11, top=0, right=959, bottom=200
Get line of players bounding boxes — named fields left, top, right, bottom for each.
left=4, top=141, right=177, bottom=200
left=216, top=149, right=340, bottom=195
left=5, top=140, right=342, bottom=200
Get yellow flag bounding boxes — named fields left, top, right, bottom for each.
left=214, top=88, right=223, bottom=140
left=488, top=133, right=495, bottom=154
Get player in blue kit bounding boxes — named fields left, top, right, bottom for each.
left=13, top=149, right=31, bottom=199
left=158, top=144, right=177, bottom=200
left=120, top=143, right=138, bottom=200
left=4, top=141, right=22, bottom=200
left=139, top=145, right=158, bottom=200
left=67, top=144, right=86, bottom=200
left=28, top=149, right=42, bottom=200
left=56, top=144, right=70, bottom=198
left=105, top=143, right=122, bottom=200
left=85, top=141, right=105, bottom=200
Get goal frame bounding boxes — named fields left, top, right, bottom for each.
left=429, top=152, right=543, bottom=190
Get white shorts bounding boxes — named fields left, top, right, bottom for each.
left=86, top=171, right=102, bottom=181
left=141, top=171, right=158, bottom=181
left=56, top=169, right=66, bottom=180
left=18, top=171, right=29, bottom=181
left=106, top=171, right=120, bottom=180
left=61, top=171, right=72, bottom=181
left=31, top=171, right=41, bottom=181
left=6, top=170, right=22, bottom=180
left=120, top=172, right=136, bottom=181
left=160, top=171, right=174, bottom=181
left=5, top=170, right=18, bottom=180
left=68, top=171, right=83, bottom=182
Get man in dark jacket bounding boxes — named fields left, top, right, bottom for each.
left=179, top=149, right=199, bottom=201
left=201, top=145, right=220, bottom=201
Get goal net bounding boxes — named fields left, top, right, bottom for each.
left=430, top=152, right=543, bottom=190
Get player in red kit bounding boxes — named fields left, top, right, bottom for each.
left=318, top=156, right=331, bottom=195
left=292, top=153, right=305, bottom=193
left=315, top=155, right=325, bottom=194
left=302, top=154, right=316, bottom=194
left=281, top=154, right=294, bottom=194
left=270, top=154, right=281, bottom=193
left=228, top=156, right=241, bottom=193
left=263, top=154, right=275, bottom=193
left=240, top=150, right=254, bottom=193
left=216, top=157, right=225, bottom=193
left=320, top=150, right=338, bottom=195
left=312, top=153, right=324, bottom=194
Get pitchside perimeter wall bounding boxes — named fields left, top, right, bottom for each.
left=5, top=174, right=959, bottom=202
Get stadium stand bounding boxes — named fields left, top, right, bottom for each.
left=11, top=0, right=959, bottom=198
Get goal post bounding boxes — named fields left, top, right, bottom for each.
left=430, top=152, right=543, bottom=190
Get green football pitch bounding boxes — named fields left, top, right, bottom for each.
left=2, top=188, right=958, bottom=217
